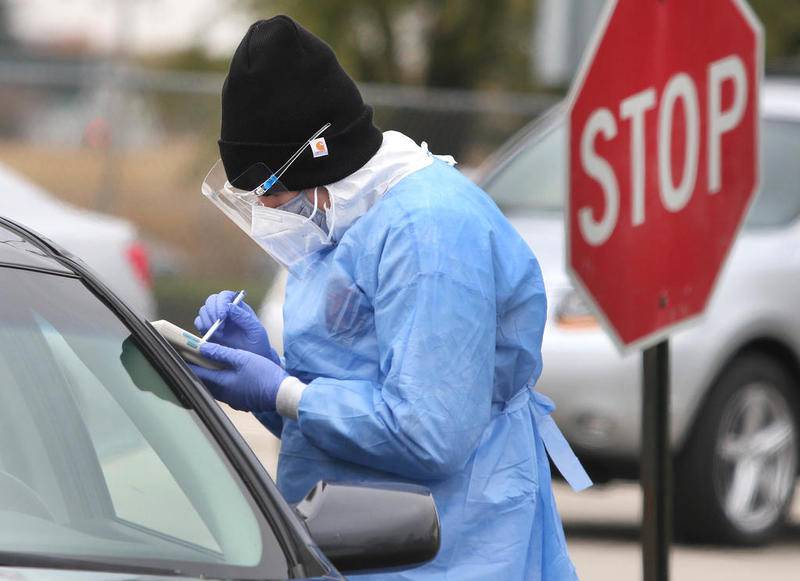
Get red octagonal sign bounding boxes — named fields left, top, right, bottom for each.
left=567, top=0, right=763, bottom=350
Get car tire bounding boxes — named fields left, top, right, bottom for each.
left=675, top=352, right=798, bottom=545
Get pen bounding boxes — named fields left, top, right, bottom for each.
left=201, top=289, right=246, bottom=343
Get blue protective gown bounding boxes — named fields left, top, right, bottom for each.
left=257, top=159, right=588, bottom=580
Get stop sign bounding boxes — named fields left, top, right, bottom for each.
left=567, top=0, right=763, bottom=349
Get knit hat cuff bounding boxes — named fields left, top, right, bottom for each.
left=219, top=106, right=383, bottom=191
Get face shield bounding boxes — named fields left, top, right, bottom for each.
left=201, top=124, right=334, bottom=275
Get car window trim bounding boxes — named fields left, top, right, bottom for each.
left=0, top=551, right=189, bottom=578
left=0, top=216, right=333, bottom=579
left=0, top=262, right=81, bottom=278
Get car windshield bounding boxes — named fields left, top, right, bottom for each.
left=484, top=115, right=800, bottom=229
left=0, top=267, right=289, bottom=579
left=484, top=117, right=567, bottom=215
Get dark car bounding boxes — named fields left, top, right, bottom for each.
left=0, top=216, right=439, bottom=580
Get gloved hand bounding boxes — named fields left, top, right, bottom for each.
left=195, top=290, right=281, bottom=365
left=189, top=342, right=289, bottom=413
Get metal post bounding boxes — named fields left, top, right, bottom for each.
left=641, top=340, right=671, bottom=581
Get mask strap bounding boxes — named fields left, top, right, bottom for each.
left=305, top=188, right=319, bottom=223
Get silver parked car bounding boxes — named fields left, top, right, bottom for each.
left=476, top=78, right=800, bottom=545
left=260, top=78, right=800, bottom=545
left=0, top=163, right=156, bottom=318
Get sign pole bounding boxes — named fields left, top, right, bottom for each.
left=641, top=340, right=671, bottom=581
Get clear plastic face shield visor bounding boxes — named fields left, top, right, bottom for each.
left=201, top=123, right=334, bottom=273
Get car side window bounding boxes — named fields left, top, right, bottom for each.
left=745, top=119, right=800, bottom=228
left=38, top=318, right=221, bottom=551
left=484, top=120, right=567, bottom=213
left=0, top=269, right=292, bottom=580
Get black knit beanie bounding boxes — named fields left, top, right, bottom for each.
left=219, top=16, right=383, bottom=191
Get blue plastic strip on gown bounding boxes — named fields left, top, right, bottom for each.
left=529, top=390, right=594, bottom=492
left=261, top=175, right=278, bottom=191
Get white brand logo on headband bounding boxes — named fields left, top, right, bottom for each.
left=310, top=137, right=329, bottom=158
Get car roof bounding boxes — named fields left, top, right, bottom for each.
left=0, top=217, right=76, bottom=274
left=762, top=77, right=800, bottom=121
left=0, top=163, right=134, bottom=243
left=477, top=76, right=800, bottom=185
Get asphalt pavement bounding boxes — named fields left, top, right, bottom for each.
left=557, top=481, right=800, bottom=580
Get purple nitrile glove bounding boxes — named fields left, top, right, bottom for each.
left=195, top=290, right=281, bottom=365
left=189, top=342, right=288, bottom=413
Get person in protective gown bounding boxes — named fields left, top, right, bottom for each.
left=192, top=16, right=591, bottom=581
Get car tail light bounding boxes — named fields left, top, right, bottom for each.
left=555, top=288, right=599, bottom=330
left=126, top=241, right=153, bottom=289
